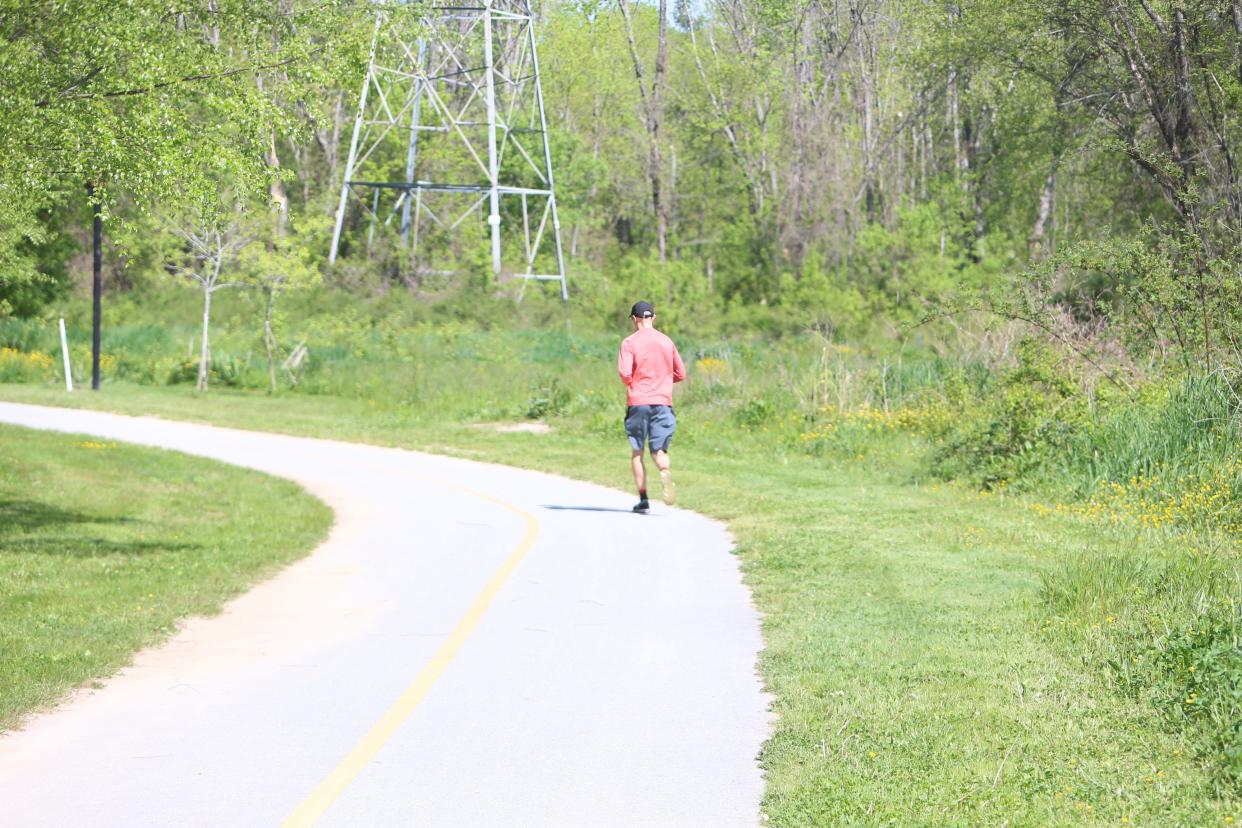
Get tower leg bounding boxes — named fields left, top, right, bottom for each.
left=482, top=0, right=502, bottom=275
left=330, top=13, right=383, bottom=266
left=525, top=4, right=569, bottom=301
left=401, top=40, right=428, bottom=247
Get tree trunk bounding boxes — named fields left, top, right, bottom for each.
left=1028, top=164, right=1058, bottom=257
left=1233, top=0, right=1242, bottom=84
left=973, top=188, right=986, bottom=261
left=948, top=68, right=963, bottom=174
left=862, top=53, right=876, bottom=221
left=650, top=0, right=669, bottom=262
left=88, top=182, right=103, bottom=391
left=260, top=119, right=288, bottom=393
left=921, top=115, right=929, bottom=200
left=668, top=140, right=677, bottom=243
left=289, top=138, right=311, bottom=207
left=198, top=287, right=212, bottom=391
left=617, top=0, right=670, bottom=262
left=968, top=103, right=988, bottom=261
left=1170, top=6, right=1196, bottom=181
left=858, top=5, right=878, bottom=223
left=205, top=0, right=221, bottom=47
left=264, top=284, right=279, bottom=393
left=576, top=86, right=603, bottom=258
left=267, top=129, right=288, bottom=221
left=316, top=92, right=346, bottom=214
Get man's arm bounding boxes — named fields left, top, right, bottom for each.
left=618, top=340, right=634, bottom=386
left=671, top=344, right=687, bottom=383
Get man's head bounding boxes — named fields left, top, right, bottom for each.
left=630, top=300, right=655, bottom=329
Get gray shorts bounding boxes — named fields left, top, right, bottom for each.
left=625, top=405, right=676, bottom=453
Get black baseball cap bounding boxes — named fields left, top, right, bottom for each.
left=630, top=300, right=655, bottom=317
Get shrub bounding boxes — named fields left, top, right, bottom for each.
left=933, top=339, right=1085, bottom=488
left=1124, top=607, right=1242, bottom=792
left=525, top=379, right=571, bottom=419
left=165, top=353, right=248, bottom=388
left=0, top=347, right=56, bottom=383
left=734, top=397, right=776, bottom=430
left=1059, top=371, right=1242, bottom=496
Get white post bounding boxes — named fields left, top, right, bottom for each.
left=58, top=318, right=73, bottom=392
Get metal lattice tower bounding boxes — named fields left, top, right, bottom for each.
left=329, top=0, right=568, bottom=301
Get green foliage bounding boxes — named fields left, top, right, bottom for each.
left=237, top=211, right=324, bottom=295
left=0, top=347, right=57, bottom=384
left=0, top=0, right=366, bottom=306
left=847, top=196, right=994, bottom=323
left=1043, top=542, right=1242, bottom=795
left=999, top=230, right=1242, bottom=372
left=1051, top=372, right=1242, bottom=496
left=164, top=354, right=246, bottom=388
left=932, top=340, right=1084, bottom=487
left=0, top=203, right=79, bottom=318
left=780, top=249, right=870, bottom=338
left=2, top=0, right=1238, bottom=376
left=524, top=379, right=572, bottom=419
left=733, top=397, right=776, bottom=430
left=1129, top=608, right=1242, bottom=791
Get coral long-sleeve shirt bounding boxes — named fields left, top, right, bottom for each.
left=618, top=328, right=686, bottom=406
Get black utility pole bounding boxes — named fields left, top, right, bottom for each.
left=87, top=182, right=102, bottom=390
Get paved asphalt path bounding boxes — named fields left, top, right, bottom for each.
left=0, top=403, right=768, bottom=827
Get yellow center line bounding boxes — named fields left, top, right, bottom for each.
left=282, top=470, right=541, bottom=827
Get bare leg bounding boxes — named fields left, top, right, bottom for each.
left=653, top=449, right=675, bottom=505
left=631, top=449, right=647, bottom=495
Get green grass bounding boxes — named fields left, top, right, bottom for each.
left=0, top=421, right=332, bottom=731
left=1, top=381, right=1236, bottom=825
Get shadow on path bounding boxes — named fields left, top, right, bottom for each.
left=541, top=504, right=660, bottom=515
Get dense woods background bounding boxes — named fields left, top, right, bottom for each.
left=2, top=0, right=1239, bottom=357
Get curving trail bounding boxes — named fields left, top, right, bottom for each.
left=0, top=402, right=767, bottom=827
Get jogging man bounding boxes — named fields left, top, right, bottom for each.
left=618, top=300, right=686, bottom=513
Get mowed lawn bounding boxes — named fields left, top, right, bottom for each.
left=0, top=384, right=1235, bottom=825
left=0, top=421, right=332, bottom=731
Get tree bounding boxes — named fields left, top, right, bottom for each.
left=617, top=0, right=671, bottom=261
left=0, top=0, right=366, bottom=383
left=238, top=212, right=322, bottom=392
left=169, top=211, right=253, bottom=391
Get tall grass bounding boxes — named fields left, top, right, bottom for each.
left=1053, top=372, right=1242, bottom=495
left=4, top=296, right=1239, bottom=527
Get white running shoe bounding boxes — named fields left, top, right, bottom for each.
left=660, top=469, right=676, bottom=505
